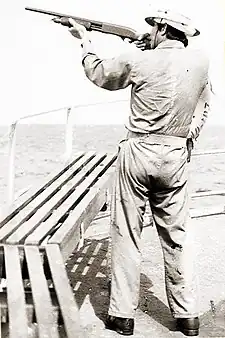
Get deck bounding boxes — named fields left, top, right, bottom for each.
left=0, top=204, right=224, bottom=337
left=64, top=211, right=225, bottom=338
left=0, top=119, right=224, bottom=337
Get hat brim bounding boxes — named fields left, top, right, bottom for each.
left=145, top=17, right=200, bottom=37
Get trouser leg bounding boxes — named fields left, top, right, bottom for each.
left=108, top=140, right=148, bottom=318
left=150, top=147, right=198, bottom=318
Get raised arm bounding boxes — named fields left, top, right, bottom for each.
left=81, top=38, right=133, bottom=90
left=63, top=18, right=133, bottom=91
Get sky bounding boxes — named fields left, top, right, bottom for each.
left=1, top=0, right=225, bottom=125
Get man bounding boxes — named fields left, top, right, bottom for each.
left=55, top=7, right=210, bottom=336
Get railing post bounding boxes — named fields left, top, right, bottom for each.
left=7, top=122, right=17, bottom=210
left=64, top=107, right=73, bottom=164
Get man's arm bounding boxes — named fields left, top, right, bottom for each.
left=81, top=37, right=133, bottom=90
left=188, top=81, right=211, bottom=140
left=63, top=18, right=133, bottom=91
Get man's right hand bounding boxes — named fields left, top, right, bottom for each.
left=125, top=33, right=151, bottom=50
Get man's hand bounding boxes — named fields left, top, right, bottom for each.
left=53, top=17, right=87, bottom=39
left=68, top=18, right=87, bottom=39
left=134, top=33, right=151, bottom=50
left=125, top=33, right=151, bottom=50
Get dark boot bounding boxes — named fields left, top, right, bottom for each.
left=177, top=317, right=199, bottom=336
left=105, top=315, right=134, bottom=336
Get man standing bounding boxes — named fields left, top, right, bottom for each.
left=55, top=8, right=210, bottom=336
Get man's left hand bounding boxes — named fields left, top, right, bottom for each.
left=68, top=18, right=87, bottom=39
left=53, top=17, right=87, bottom=39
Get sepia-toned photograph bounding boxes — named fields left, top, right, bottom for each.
left=0, top=0, right=224, bottom=337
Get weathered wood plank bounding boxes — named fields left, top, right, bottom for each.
left=46, top=244, right=83, bottom=338
left=24, top=246, right=59, bottom=338
left=0, top=152, right=84, bottom=225
left=49, top=162, right=115, bottom=262
left=4, top=245, right=28, bottom=338
left=0, top=291, right=59, bottom=325
left=23, top=153, right=109, bottom=245
left=7, top=153, right=105, bottom=245
left=0, top=152, right=96, bottom=243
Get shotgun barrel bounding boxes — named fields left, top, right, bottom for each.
left=25, top=6, right=140, bottom=40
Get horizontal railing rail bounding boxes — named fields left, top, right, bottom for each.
left=191, top=190, right=225, bottom=198
left=4, top=99, right=129, bottom=125
left=193, top=149, right=225, bottom=156
left=0, top=100, right=128, bottom=210
left=0, top=101, right=225, bottom=214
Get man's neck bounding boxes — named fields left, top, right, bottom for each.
left=156, top=39, right=185, bottom=49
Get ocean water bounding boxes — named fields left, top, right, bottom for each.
left=0, top=124, right=224, bottom=210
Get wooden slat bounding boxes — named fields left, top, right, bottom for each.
left=46, top=244, right=83, bottom=338
left=24, top=246, right=59, bottom=338
left=22, top=153, right=107, bottom=245
left=0, top=152, right=84, bottom=225
left=49, top=162, right=115, bottom=262
left=0, top=290, right=59, bottom=325
left=64, top=175, right=112, bottom=262
left=25, top=154, right=116, bottom=245
left=4, top=246, right=28, bottom=338
left=0, top=152, right=95, bottom=243
left=7, top=153, right=106, bottom=244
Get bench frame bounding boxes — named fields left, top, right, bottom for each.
left=0, top=151, right=117, bottom=337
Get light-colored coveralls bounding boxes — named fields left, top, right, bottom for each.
left=81, top=40, right=210, bottom=318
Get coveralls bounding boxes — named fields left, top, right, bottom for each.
left=81, top=40, right=210, bottom=319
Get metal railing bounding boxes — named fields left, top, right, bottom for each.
left=1, top=102, right=225, bottom=212
left=0, top=99, right=128, bottom=210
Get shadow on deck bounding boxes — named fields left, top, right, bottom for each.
left=65, top=213, right=225, bottom=337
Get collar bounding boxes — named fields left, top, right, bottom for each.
left=156, top=40, right=185, bottom=50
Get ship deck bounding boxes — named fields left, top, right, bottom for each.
left=66, top=212, right=225, bottom=338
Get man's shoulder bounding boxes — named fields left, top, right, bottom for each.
left=117, top=48, right=155, bottom=65
left=187, top=46, right=210, bottom=66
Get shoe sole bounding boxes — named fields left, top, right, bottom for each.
left=180, top=328, right=199, bottom=336
left=105, top=324, right=133, bottom=336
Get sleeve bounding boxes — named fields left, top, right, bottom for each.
left=81, top=39, right=133, bottom=91
left=188, top=81, right=211, bottom=140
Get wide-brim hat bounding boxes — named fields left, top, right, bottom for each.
left=145, top=9, right=200, bottom=37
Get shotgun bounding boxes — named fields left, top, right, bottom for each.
left=25, top=6, right=142, bottom=41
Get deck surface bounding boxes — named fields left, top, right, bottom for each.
left=66, top=212, right=225, bottom=338
left=1, top=213, right=224, bottom=337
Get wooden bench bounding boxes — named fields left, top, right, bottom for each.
left=0, top=151, right=117, bottom=337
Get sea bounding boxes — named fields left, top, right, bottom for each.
left=0, top=124, right=225, bottom=211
